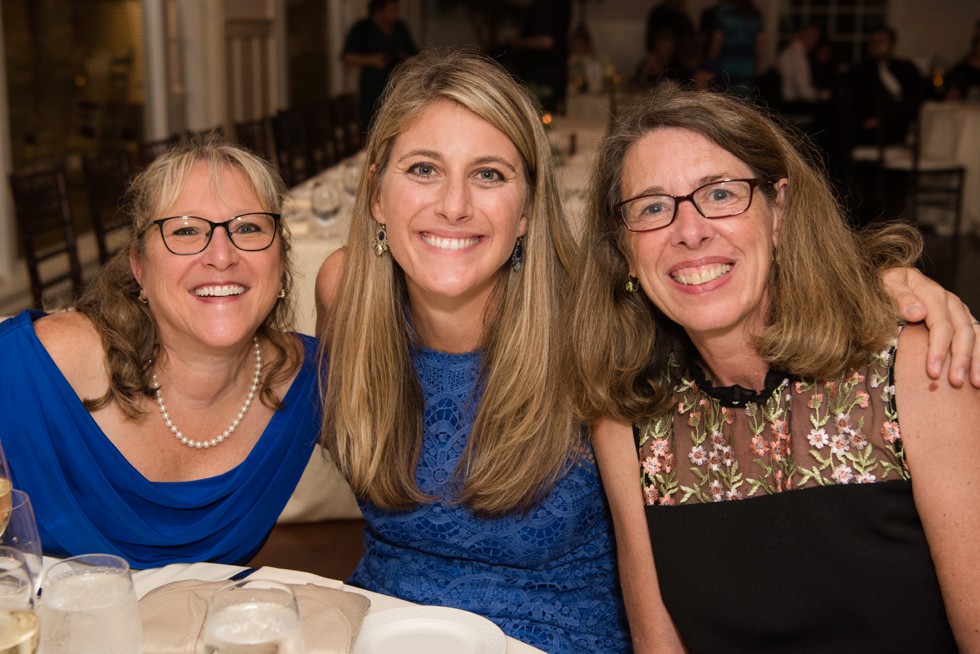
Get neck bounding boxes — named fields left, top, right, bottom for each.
left=687, top=330, right=768, bottom=390
left=154, top=337, right=259, bottom=406
left=408, top=294, right=491, bottom=354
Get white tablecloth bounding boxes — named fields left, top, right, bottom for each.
left=918, top=101, right=980, bottom=235
left=40, top=557, right=545, bottom=652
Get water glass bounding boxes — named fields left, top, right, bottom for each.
left=341, top=163, right=360, bottom=197
left=0, top=548, right=38, bottom=653
left=311, top=181, right=341, bottom=223
left=0, top=492, right=41, bottom=595
left=199, top=579, right=304, bottom=653
left=37, top=554, right=141, bottom=654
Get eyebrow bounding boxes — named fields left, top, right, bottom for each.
left=632, top=173, right=736, bottom=196
left=397, top=150, right=520, bottom=175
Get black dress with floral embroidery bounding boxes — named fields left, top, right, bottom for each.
left=634, top=338, right=957, bottom=653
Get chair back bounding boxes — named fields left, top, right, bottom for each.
left=234, top=118, right=275, bottom=162
left=271, top=109, right=318, bottom=186
left=330, top=93, right=364, bottom=159
left=82, top=150, right=133, bottom=264
left=138, top=134, right=181, bottom=167
left=8, top=168, right=84, bottom=309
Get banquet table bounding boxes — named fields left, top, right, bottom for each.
left=918, top=100, right=980, bottom=235
left=40, top=557, right=546, bottom=653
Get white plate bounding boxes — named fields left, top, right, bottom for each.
left=353, top=606, right=507, bottom=654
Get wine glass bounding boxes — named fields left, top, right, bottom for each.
left=311, top=181, right=341, bottom=225
left=199, top=579, right=305, bottom=653
left=0, top=438, right=14, bottom=535
left=0, top=548, right=38, bottom=653
left=0, top=491, right=41, bottom=595
left=341, top=162, right=360, bottom=197
left=37, top=554, right=142, bottom=654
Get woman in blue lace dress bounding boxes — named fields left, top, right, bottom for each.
left=315, top=49, right=630, bottom=652
left=568, top=84, right=980, bottom=651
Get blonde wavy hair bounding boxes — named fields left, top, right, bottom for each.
left=569, top=84, right=921, bottom=422
left=76, top=133, right=298, bottom=419
left=323, top=48, right=580, bottom=516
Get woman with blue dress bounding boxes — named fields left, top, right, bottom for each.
left=316, top=49, right=630, bottom=652
left=0, top=136, right=319, bottom=568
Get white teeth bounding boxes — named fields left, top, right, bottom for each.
left=421, top=235, right=480, bottom=250
left=671, top=264, right=732, bottom=286
left=195, top=284, right=245, bottom=297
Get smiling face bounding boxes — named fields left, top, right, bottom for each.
left=131, top=162, right=284, bottom=351
left=621, top=127, right=786, bottom=346
left=372, top=100, right=528, bottom=319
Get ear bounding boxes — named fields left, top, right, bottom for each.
left=770, top=178, right=789, bottom=247
left=368, top=163, right=385, bottom=223
left=129, top=249, right=144, bottom=288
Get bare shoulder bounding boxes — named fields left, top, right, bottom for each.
left=33, top=311, right=107, bottom=390
left=315, top=247, right=347, bottom=304
left=894, top=323, right=980, bottom=452
left=314, top=247, right=347, bottom=339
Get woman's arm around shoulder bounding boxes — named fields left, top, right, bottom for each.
left=314, top=247, right=347, bottom=342
left=883, top=268, right=980, bottom=387
left=894, top=323, right=980, bottom=651
left=33, top=310, right=108, bottom=399
left=591, top=418, right=686, bottom=654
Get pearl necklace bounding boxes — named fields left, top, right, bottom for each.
left=152, top=337, right=262, bottom=449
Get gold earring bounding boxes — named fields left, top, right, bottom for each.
left=372, top=224, right=389, bottom=256
left=625, top=274, right=640, bottom=293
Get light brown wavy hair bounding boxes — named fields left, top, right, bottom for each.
left=569, top=83, right=922, bottom=423
left=76, top=133, right=298, bottom=419
left=323, top=48, right=580, bottom=516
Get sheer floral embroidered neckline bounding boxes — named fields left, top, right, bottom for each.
left=688, top=359, right=790, bottom=408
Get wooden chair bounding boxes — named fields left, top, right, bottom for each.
left=82, top=150, right=133, bottom=264
left=234, top=117, right=275, bottom=162
left=330, top=93, right=364, bottom=159
left=880, top=118, right=966, bottom=277
left=8, top=168, right=84, bottom=309
left=138, top=134, right=180, bottom=167
left=270, top=108, right=317, bottom=186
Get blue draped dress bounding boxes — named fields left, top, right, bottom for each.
left=0, top=310, right=320, bottom=568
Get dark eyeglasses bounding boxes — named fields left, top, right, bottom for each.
left=615, top=178, right=772, bottom=232
left=151, top=213, right=280, bottom=255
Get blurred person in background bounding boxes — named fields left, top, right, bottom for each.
left=341, top=0, right=418, bottom=129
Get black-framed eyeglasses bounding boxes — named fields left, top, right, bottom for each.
left=615, top=178, right=772, bottom=233
left=151, top=213, right=281, bottom=255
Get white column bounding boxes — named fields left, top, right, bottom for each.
left=0, top=8, right=15, bottom=285
left=142, top=0, right=171, bottom=138
left=181, top=0, right=227, bottom=131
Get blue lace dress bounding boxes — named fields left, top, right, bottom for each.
left=350, top=347, right=631, bottom=653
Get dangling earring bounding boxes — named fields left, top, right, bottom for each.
left=625, top=274, right=640, bottom=293
left=138, top=288, right=148, bottom=304
left=278, top=286, right=287, bottom=299
left=772, top=247, right=780, bottom=267
left=372, top=223, right=389, bottom=256
left=511, top=236, right=524, bottom=272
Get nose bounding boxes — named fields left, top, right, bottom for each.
left=670, top=198, right=712, bottom=248
left=434, top=175, right=471, bottom=223
left=201, top=225, right=239, bottom=268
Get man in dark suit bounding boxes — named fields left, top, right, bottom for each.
left=847, top=26, right=926, bottom=146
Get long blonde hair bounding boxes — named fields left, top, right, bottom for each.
left=323, top=48, right=579, bottom=516
left=569, top=84, right=921, bottom=422
left=76, top=134, right=299, bottom=418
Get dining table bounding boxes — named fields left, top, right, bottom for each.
left=918, top=100, right=980, bottom=235
left=39, top=556, right=547, bottom=653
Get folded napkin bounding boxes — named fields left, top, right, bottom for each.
left=139, top=579, right=371, bottom=653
